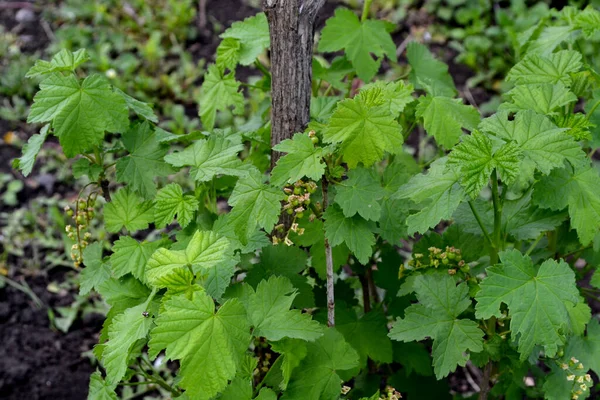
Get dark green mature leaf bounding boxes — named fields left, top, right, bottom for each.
left=389, top=274, right=484, bottom=378
left=337, top=307, right=393, bottom=365
left=567, top=319, right=600, bottom=376
left=323, top=204, right=376, bottom=265
left=280, top=328, right=359, bottom=400
left=324, top=89, right=403, bottom=168
left=270, top=338, right=308, bottom=389
left=228, top=169, right=285, bottom=245
left=104, top=188, right=154, bottom=233
left=448, top=131, right=521, bottom=198
left=271, top=133, right=328, bottom=186
left=149, top=291, right=251, bottom=399
left=154, top=183, right=198, bottom=228
left=116, top=122, right=173, bottom=198
left=220, top=13, right=269, bottom=66
left=199, top=64, right=244, bottom=131
left=416, top=96, right=480, bottom=148
left=28, top=74, right=129, bottom=157
left=114, top=88, right=158, bottom=123
left=110, top=237, right=164, bottom=282
left=80, top=242, right=110, bottom=295
left=197, top=255, right=239, bottom=301
left=334, top=167, right=385, bottom=221
left=14, top=124, right=49, bottom=177
left=394, top=158, right=465, bottom=235
left=475, top=250, right=579, bottom=359
left=245, top=276, right=324, bottom=341
left=407, top=42, right=456, bottom=97
left=318, top=8, right=396, bottom=82
left=164, top=134, right=247, bottom=182
left=507, top=50, right=582, bottom=86
left=533, top=161, right=600, bottom=245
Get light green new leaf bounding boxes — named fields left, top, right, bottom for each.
left=228, top=169, right=285, bottom=245
left=389, top=274, right=484, bottom=378
left=220, top=13, right=269, bottom=66
left=146, top=230, right=231, bottom=286
left=27, top=49, right=89, bottom=77
left=334, top=166, right=385, bottom=221
left=110, top=237, right=164, bottom=282
left=88, top=371, right=117, bottom=400
left=80, top=242, right=110, bottom=295
left=394, top=157, right=465, bottom=235
left=475, top=250, right=579, bottom=359
left=271, top=133, right=328, bottom=186
left=526, top=26, right=577, bottom=56
left=416, top=96, right=480, bottom=148
left=360, top=80, right=414, bottom=116
left=337, top=307, right=393, bottom=365
left=500, top=82, right=577, bottom=116
left=407, top=42, right=456, bottom=97
left=199, top=64, right=244, bottom=131
left=448, top=131, right=521, bottom=198
left=103, top=303, right=154, bottom=384
left=14, top=124, right=49, bottom=177
left=216, top=38, right=241, bottom=71
left=164, top=134, right=246, bottom=182
left=281, top=328, right=359, bottom=400
left=116, top=122, right=173, bottom=199
left=480, top=111, right=584, bottom=183
left=104, top=188, right=154, bottom=233
left=533, top=161, right=600, bottom=245
left=507, top=50, right=582, bottom=86
left=154, top=183, right=198, bottom=228
left=149, top=291, right=251, bottom=399
left=28, top=74, right=129, bottom=157
left=245, top=276, right=324, bottom=341
left=324, top=204, right=376, bottom=264
left=324, top=90, right=403, bottom=168
left=318, top=8, right=396, bottom=82
left=573, top=6, right=600, bottom=38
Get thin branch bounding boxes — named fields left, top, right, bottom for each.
left=322, top=178, right=335, bottom=327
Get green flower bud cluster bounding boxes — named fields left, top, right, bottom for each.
left=64, top=197, right=96, bottom=268
left=406, top=246, right=468, bottom=276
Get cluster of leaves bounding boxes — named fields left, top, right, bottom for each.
left=17, top=3, right=600, bottom=400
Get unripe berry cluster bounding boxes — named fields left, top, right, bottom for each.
left=64, top=197, right=96, bottom=267
left=282, top=180, right=318, bottom=220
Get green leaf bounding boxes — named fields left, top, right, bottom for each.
left=28, top=74, right=129, bottom=157
left=323, top=204, right=376, bottom=264
left=566, top=318, right=600, bottom=376
left=14, top=124, right=50, bottom=177
left=216, top=38, right=241, bottom=72
left=26, top=49, right=89, bottom=77
left=146, top=230, right=231, bottom=287
left=337, top=307, right=393, bottom=365
left=389, top=274, right=484, bottom=378
left=415, top=95, right=480, bottom=148
left=271, top=133, right=328, bottom=186
left=103, top=303, right=154, bottom=384
left=334, top=166, right=385, bottom=221
left=573, top=6, right=600, bottom=38
left=526, top=26, right=577, bottom=56
left=110, top=237, right=164, bottom=282
left=87, top=371, right=117, bottom=400
left=533, top=161, right=600, bottom=245
left=360, top=80, right=414, bottom=116
left=149, top=291, right=251, bottom=399
left=199, top=64, right=244, bottom=131
left=324, top=89, right=403, bottom=168
left=80, top=242, right=110, bottom=295
left=280, top=328, right=359, bottom=400
left=220, top=13, right=269, bottom=66
left=197, top=255, right=238, bottom=301
left=448, top=131, right=521, bottom=198
left=475, top=250, right=579, bottom=359
left=270, top=338, right=308, bottom=389
left=228, top=169, right=285, bottom=245
left=116, top=122, right=173, bottom=199
left=318, top=8, right=396, bottom=82
left=507, top=50, right=582, bottom=86
left=244, top=276, right=324, bottom=341
left=394, top=158, right=466, bottom=235
left=114, top=88, right=158, bottom=123
left=500, top=82, right=577, bottom=116
left=406, top=42, right=456, bottom=97
left=164, top=134, right=246, bottom=182
left=480, top=110, right=584, bottom=183
left=104, top=188, right=154, bottom=233
left=501, top=192, right=567, bottom=241
left=73, top=158, right=103, bottom=181
left=213, top=213, right=271, bottom=254
left=154, top=183, right=198, bottom=228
